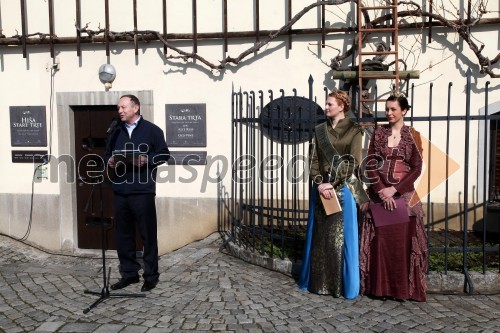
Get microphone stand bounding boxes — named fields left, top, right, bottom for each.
left=83, top=122, right=145, bottom=314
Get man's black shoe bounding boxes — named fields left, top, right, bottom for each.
left=110, top=276, right=140, bottom=290
left=141, top=279, right=159, bottom=292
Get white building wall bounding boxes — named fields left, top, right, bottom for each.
left=0, top=0, right=498, bottom=251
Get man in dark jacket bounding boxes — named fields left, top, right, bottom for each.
left=104, top=94, right=169, bottom=292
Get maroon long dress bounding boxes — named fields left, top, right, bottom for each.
left=359, top=125, right=427, bottom=301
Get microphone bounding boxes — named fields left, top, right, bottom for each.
left=106, top=118, right=119, bottom=134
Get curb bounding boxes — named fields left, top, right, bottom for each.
left=226, top=241, right=500, bottom=294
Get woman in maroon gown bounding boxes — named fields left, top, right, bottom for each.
left=359, top=95, right=427, bottom=302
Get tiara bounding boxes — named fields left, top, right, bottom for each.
left=390, top=90, right=406, bottom=98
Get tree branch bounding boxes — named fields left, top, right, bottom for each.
left=2, top=0, right=497, bottom=77
left=331, top=1, right=498, bottom=78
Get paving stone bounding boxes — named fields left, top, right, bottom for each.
left=58, top=323, right=100, bottom=332
left=121, top=325, right=148, bottom=333
left=92, top=324, right=126, bottom=333
left=1, top=234, right=500, bottom=332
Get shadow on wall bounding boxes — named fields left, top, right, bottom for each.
left=473, top=203, right=500, bottom=243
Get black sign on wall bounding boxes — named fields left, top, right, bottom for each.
left=12, top=150, right=48, bottom=163
left=10, top=106, right=47, bottom=147
left=168, top=151, right=207, bottom=165
left=166, top=104, right=206, bottom=147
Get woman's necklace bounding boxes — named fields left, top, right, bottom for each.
left=389, top=131, right=401, bottom=147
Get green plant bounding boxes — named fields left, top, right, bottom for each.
left=429, top=251, right=499, bottom=272
left=235, top=226, right=499, bottom=271
left=428, top=229, right=499, bottom=272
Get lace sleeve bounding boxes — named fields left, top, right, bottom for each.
left=394, top=127, right=423, bottom=194
left=365, top=127, right=386, bottom=193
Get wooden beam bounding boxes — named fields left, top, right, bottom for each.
left=0, top=18, right=498, bottom=46
left=331, top=70, right=420, bottom=79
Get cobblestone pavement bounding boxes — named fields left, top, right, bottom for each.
left=1, top=233, right=500, bottom=333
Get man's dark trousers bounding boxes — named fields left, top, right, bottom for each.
left=114, top=193, right=159, bottom=283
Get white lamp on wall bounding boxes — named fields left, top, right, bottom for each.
left=98, top=64, right=116, bottom=89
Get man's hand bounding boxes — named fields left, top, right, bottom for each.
left=108, top=156, right=116, bottom=168
left=133, top=155, right=147, bottom=167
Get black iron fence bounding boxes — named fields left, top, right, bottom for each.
left=219, top=71, right=500, bottom=293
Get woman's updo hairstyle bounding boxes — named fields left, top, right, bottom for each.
left=386, top=94, right=411, bottom=111
left=328, top=89, right=351, bottom=112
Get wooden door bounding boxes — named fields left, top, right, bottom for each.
left=73, top=106, right=142, bottom=250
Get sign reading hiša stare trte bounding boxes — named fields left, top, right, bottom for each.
left=10, top=106, right=47, bottom=147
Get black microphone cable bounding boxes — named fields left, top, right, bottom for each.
left=0, top=63, right=117, bottom=261
left=7, top=62, right=57, bottom=242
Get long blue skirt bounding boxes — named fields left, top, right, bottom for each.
left=298, top=184, right=360, bottom=299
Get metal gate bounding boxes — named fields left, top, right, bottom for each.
left=219, top=76, right=325, bottom=262
left=219, top=71, right=500, bottom=293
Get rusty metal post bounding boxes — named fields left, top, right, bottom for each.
left=48, top=0, right=54, bottom=58
left=162, top=0, right=167, bottom=55
left=20, top=0, right=27, bottom=58
left=287, top=0, right=292, bottom=49
left=223, top=0, right=228, bottom=53
left=133, top=0, right=138, bottom=56
left=105, top=0, right=110, bottom=57
left=76, top=0, right=81, bottom=57
left=321, top=1, right=325, bottom=48
left=193, top=0, right=197, bottom=54
left=255, top=0, right=260, bottom=45
left=428, top=0, right=433, bottom=43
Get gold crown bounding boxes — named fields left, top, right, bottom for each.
left=390, top=90, right=406, bottom=98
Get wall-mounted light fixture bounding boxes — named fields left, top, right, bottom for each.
left=98, top=64, right=116, bottom=89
